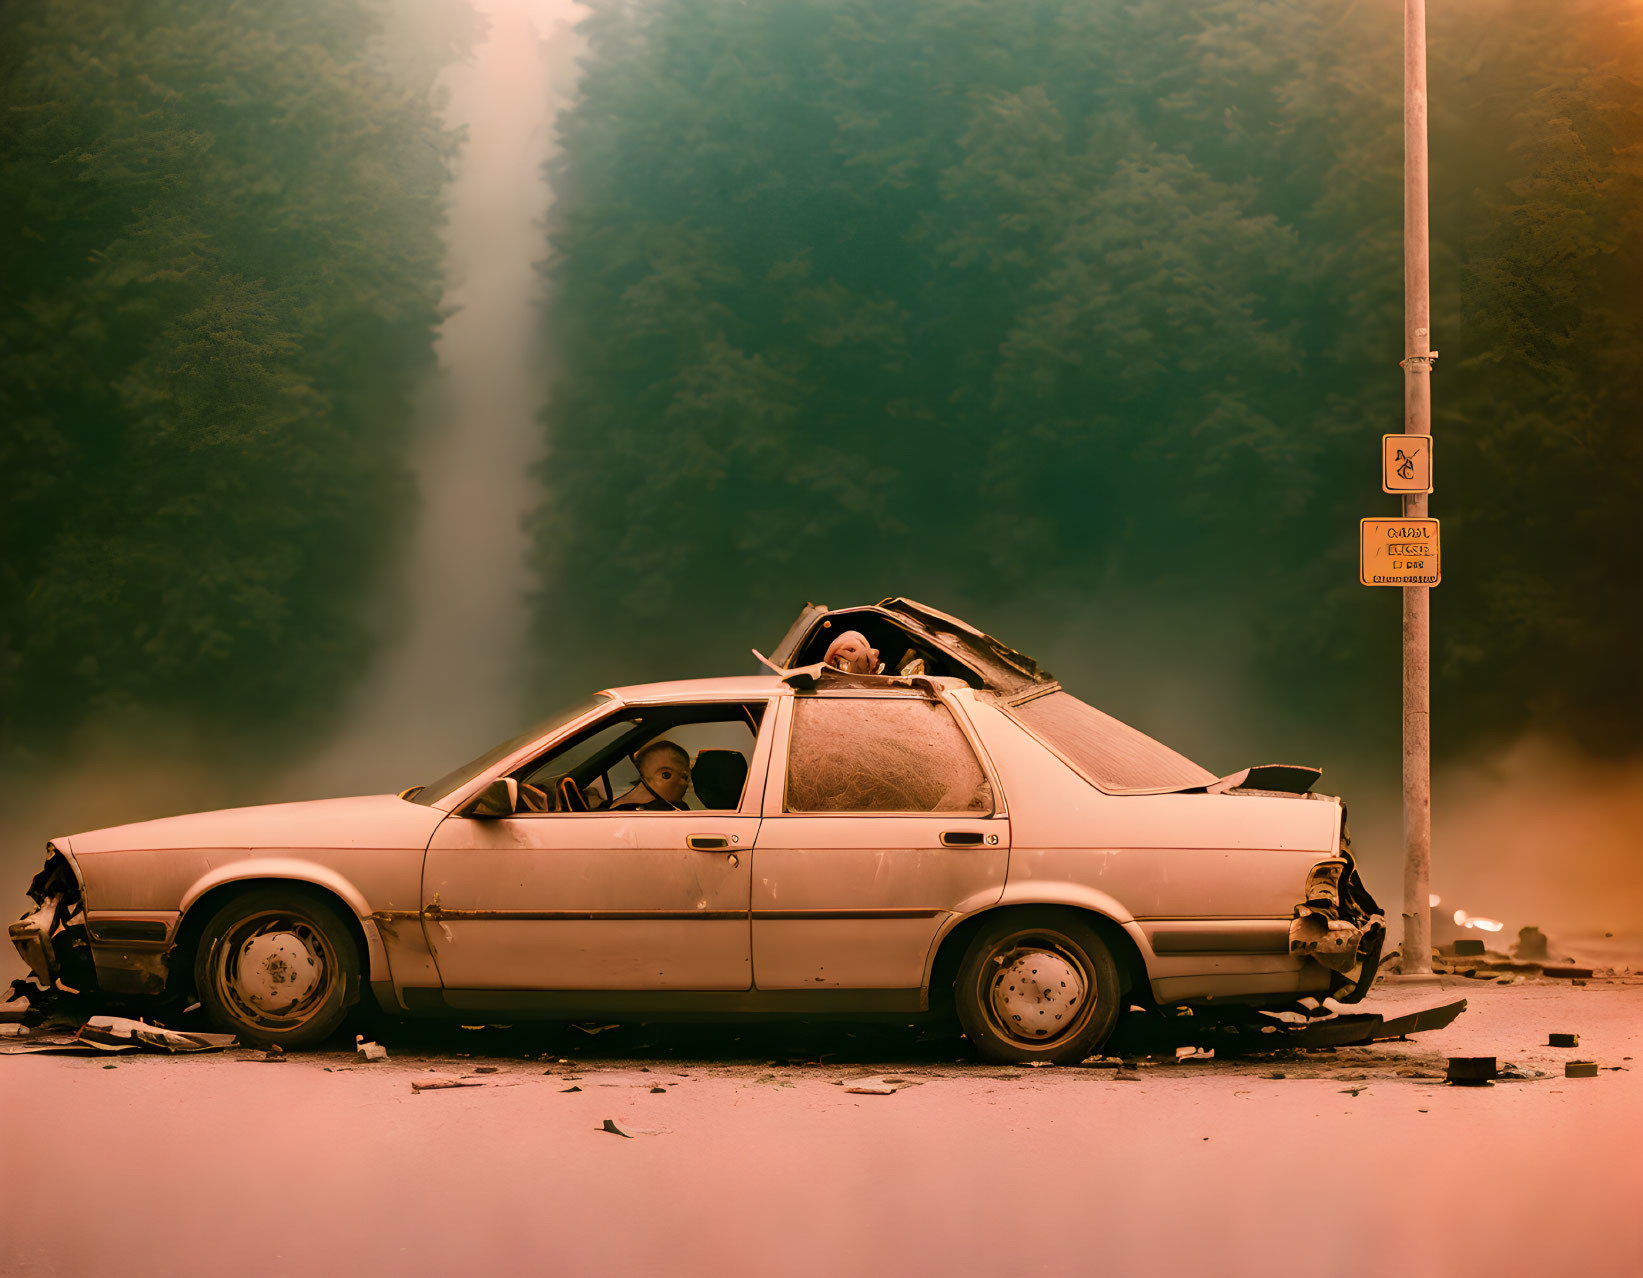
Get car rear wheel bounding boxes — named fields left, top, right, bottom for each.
left=193, top=888, right=359, bottom=1049
left=955, top=911, right=1121, bottom=1064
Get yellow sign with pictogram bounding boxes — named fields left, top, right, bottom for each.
left=1360, top=518, right=1440, bottom=586
left=1382, top=433, right=1433, bottom=493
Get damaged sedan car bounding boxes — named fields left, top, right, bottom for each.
left=11, top=598, right=1383, bottom=1064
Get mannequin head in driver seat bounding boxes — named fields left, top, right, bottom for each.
left=823, top=630, right=880, bottom=675
left=626, top=740, right=691, bottom=807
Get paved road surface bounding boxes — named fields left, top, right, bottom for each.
left=3, top=980, right=1639, bottom=1277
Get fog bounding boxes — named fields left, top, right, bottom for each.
left=2, top=0, right=1638, bottom=976
left=284, top=0, right=590, bottom=799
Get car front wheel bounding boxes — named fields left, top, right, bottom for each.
left=955, top=911, right=1121, bottom=1064
left=193, top=888, right=360, bottom=1049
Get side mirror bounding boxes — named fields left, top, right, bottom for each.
left=468, top=777, right=519, bottom=818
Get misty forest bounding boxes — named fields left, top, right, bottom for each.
left=3, top=0, right=1640, bottom=917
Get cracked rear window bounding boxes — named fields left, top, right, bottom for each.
left=1007, top=691, right=1216, bottom=791
left=785, top=697, right=993, bottom=813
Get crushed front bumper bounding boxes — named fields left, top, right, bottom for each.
left=10, top=846, right=97, bottom=994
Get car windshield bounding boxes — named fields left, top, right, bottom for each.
left=408, top=695, right=610, bottom=808
left=1006, top=690, right=1216, bottom=791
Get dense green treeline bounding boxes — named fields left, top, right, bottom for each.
left=533, top=0, right=1643, bottom=757
left=0, top=0, right=475, bottom=759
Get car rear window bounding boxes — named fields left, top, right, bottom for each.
left=786, top=696, right=993, bottom=814
left=1006, top=691, right=1216, bottom=791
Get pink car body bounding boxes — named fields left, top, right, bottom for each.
left=12, top=600, right=1383, bottom=1053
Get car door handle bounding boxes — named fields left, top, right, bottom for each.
left=687, top=834, right=731, bottom=850
left=940, top=831, right=990, bottom=847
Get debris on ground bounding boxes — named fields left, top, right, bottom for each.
left=1548, top=1032, right=1579, bottom=1047
left=560, top=1085, right=582, bottom=1092
left=355, top=1036, right=388, bottom=1062
left=839, top=1074, right=915, bottom=1095
left=574, top=1024, right=620, bottom=1035
left=3, top=1016, right=237, bottom=1055
left=1542, top=966, right=1595, bottom=980
left=0, top=997, right=30, bottom=1024
left=1453, top=938, right=1486, bottom=957
left=1103, top=998, right=1467, bottom=1057
left=600, top=1118, right=665, bottom=1137
left=472, top=1065, right=499, bottom=1074
left=412, top=1078, right=483, bottom=1093
left=1446, top=1056, right=1497, bottom=1086
left=1514, top=926, right=1550, bottom=960
left=0, top=1024, right=28, bottom=1038
left=1565, top=1061, right=1600, bottom=1078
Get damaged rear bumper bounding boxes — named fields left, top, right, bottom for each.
left=1288, top=854, right=1385, bottom=1002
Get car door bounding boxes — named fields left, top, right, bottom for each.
left=421, top=701, right=773, bottom=992
left=751, top=691, right=1010, bottom=990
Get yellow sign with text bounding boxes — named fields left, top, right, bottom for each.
left=1360, top=518, right=1441, bottom=586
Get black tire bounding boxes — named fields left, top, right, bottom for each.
left=954, top=910, right=1122, bottom=1065
left=193, top=887, right=360, bottom=1049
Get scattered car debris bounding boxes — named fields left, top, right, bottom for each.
left=650, top=1085, right=666, bottom=1093
left=845, top=1083, right=898, bottom=1095
left=472, top=1065, right=499, bottom=1074
left=1564, top=1061, right=1600, bottom=1079
left=1542, top=966, right=1595, bottom=980
left=1513, top=926, right=1550, bottom=960
left=3, top=1016, right=238, bottom=1055
left=1340, top=1086, right=1368, bottom=1096
left=1548, top=1032, right=1579, bottom=1047
left=1452, top=938, right=1486, bottom=957
left=560, top=1085, right=582, bottom=1092
left=355, top=1036, right=388, bottom=1062
left=1496, top=1062, right=1547, bottom=1081
left=600, top=1118, right=665, bottom=1137
left=1446, top=1057, right=1497, bottom=1086
left=412, top=1078, right=483, bottom=1093
left=1103, top=998, right=1466, bottom=1057
left=574, top=1024, right=620, bottom=1035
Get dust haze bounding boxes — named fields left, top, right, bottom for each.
left=3, top=0, right=1639, bottom=968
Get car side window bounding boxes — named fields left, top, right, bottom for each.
left=785, top=697, right=993, bottom=814
left=514, top=703, right=765, bottom=812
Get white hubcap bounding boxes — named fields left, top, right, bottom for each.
left=236, top=932, right=321, bottom=1014
left=989, top=949, right=1085, bottom=1040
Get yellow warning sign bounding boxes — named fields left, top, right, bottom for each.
left=1382, top=433, right=1433, bottom=493
left=1360, top=518, right=1441, bottom=586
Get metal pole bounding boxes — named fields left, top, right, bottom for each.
left=1401, top=0, right=1433, bottom=974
